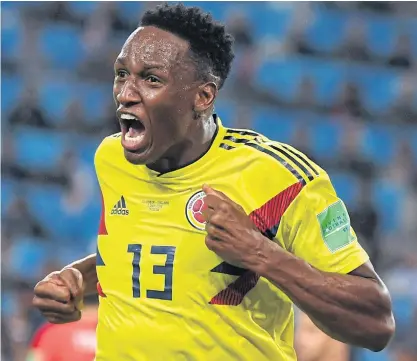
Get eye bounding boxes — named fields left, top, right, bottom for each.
left=116, top=69, right=128, bottom=78
left=145, top=75, right=161, bottom=83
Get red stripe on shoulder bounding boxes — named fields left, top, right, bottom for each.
left=97, top=282, right=107, bottom=297
left=98, top=191, right=108, bottom=235
left=30, top=322, right=55, bottom=348
left=249, top=181, right=304, bottom=236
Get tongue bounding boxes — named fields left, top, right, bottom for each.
left=127, top=123, right=144, bottom=137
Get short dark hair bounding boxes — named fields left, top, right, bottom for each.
left=140, top=3, right=234, bottom=89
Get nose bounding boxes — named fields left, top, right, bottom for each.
left=116, top=80, right=141, bottom=107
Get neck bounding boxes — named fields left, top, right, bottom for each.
left=147, top=114, right=217, bottom=174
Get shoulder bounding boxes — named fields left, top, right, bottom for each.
left=222, top=126, right=326, bottom=189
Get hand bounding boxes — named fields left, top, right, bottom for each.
left=202, top=184, right=269, bottom=270
left=32, top=267, right=84, bottom=324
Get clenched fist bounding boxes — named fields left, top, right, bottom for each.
left=33, top=267, right=85, bottom=324
left=202, top=184, right=269, bottom=271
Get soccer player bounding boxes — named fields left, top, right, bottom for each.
left=33, top=4, right=395, bottom=360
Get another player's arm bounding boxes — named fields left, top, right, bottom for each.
left=203, top=181, right=395, bottom=352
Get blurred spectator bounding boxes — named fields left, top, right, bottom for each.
left=384, top=139, right=415, bottom=188
left=232, top=105, right=253, bottom=129
left=295, top=311, right=349, bottom=361
left=337, top=18, right=372, bottom=62
left=45, top=2, right=83, bottom=26
left=336, top=122, right=375, bottom=180
left=227, top=12, right=253, bottom=50
left=2, top=133, right=32, bottom=180
left=388, top=75, right=417, bottom=124
left=26, top=296, right=98, bottom=361
left=334, top=82, right=369, bottom=120
left=290, top=30, right=316, bottom=56
left=8, top=88, right=49, bottom=128
left=61, top=99, right=86, bottom=132
left=291, top=124, right=316, bottom=163
left=358, top=1, right=393, bottom=13
left=3, top=281, right=45, bottom=361
left=293, top=76, right=317, bottom=109
left=58, top=149, right=95, bottom=214
left=350, top=181, right=380, bottom=268
left=388, top=33, right=413, bottom=69
left=3, top=196, right=48, bottom=239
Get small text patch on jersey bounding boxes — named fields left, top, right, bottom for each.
left=318, top=200, right=355, bottom=253
left=110, top=196, right=129, bottom=216
left=185, top=191, right=207, bottom=230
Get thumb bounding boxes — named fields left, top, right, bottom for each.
left=202, top=184, right=216, bottom=195
left=61, top=268, right=84, bottom=311
left=73, top=269, right=84, bottom=311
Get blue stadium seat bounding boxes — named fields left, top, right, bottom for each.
left=257, top=58, right=303, bottom=101
left=409, top=128, right=417, bottom=159
left=253, top=108, right=297, bottom=144
left=1, top=178, right=15, bottom=213
left=351, top=66, right=399, bottom=113
left=361, top=125, right=395, bottom=166
left=25, top=182, right=99, bottom=242
left=367, top=17, right=395, bottom=57
left=1, top=74, right=23, bottom=115
left=214, top=102, right=235, bottom=128
left=306, top=9, right=348, bottom=52
left=248, top=3, right=293, bottom=39
left=372, top=181, right=405, bottom=232
left=305, top=59, right=345, bottom=104
left=80, top=83, right=112, bottom=121
left=76, top=135, right=102, bottom=164
left=39, top=25, right=85, bottom=70
left=1, top=10, right=22, bottom=59
left=13, top=127, right=68, bottom=171
left=39, top=81, right=77, bottom=123
left=67, top=1, right=100, bottom=16
left=392, top=294, right=415, bottom=330
left=8, top=237, right=50, bottom=280
left=309, top=120, right=341, bottom=159
left=25, top=183, right=66, bottom=236
left=328, top=172, right=358, bottom=206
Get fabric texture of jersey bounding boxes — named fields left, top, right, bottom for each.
left=94, top=116, right=369, bottom=361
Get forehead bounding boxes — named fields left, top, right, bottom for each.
left=117, top=26, right=191, bottom=68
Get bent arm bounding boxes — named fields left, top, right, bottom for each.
left=65, top=253, right=98, bottom=296
left=256, top=243, right=395, bottom=352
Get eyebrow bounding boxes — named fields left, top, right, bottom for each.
left=114, top=57, right=167, bottom=71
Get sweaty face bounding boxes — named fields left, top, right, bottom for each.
left=113, top=26, right=200, bottom=165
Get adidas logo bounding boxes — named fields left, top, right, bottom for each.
left=111, top=196, right=129, bottom=216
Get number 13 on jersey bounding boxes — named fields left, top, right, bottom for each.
left=127, top=244, right=176, bottom=300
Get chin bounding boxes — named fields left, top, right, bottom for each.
left=123, top=149, right=152, bottom=165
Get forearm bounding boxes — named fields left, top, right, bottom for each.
left=255, top=242, right=394, bottom=351
left=64, top=253, right=98, bottom=296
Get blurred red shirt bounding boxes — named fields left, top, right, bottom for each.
left=27, top=308, right=97, bottom=361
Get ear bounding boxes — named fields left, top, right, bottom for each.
left=194, top=82, right=217, bottom=113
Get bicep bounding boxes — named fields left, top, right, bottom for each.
left=278, top=177, right=369, bottom=274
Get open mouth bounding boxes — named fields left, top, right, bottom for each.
left=119, top=114, right=147, bottom=152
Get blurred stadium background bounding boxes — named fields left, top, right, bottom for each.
left=1, top=1, right=417, bottom=361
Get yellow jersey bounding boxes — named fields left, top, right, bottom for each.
left=94, top=116, right=368, bottom=361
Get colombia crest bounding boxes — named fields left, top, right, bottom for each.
left=186, top=191, right=207, bottom=231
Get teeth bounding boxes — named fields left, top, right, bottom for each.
left=120, top=114, right=138, bottom=120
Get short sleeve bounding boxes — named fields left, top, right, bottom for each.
left=277, top=175, right=369, bottom=274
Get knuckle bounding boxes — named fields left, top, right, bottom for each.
left=205, top=237, right=213, bottom=250
left=219, top=202, right=229, bottom=212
